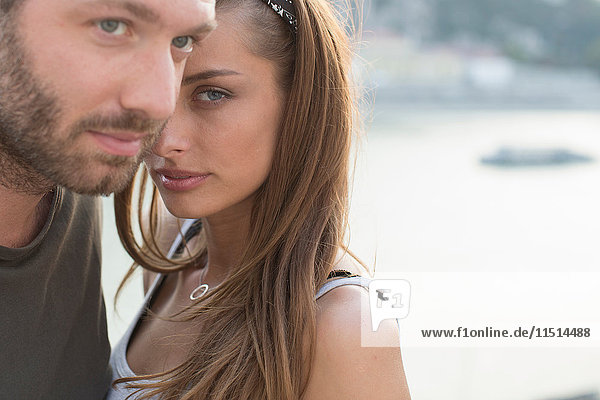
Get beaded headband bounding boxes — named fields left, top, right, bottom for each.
left=260, top=0, right=298, bottom=32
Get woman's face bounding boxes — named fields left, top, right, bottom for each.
left=145, top=12, right=284, bottom=220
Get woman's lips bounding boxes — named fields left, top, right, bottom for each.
left=155, top=169, right=210, bottom=192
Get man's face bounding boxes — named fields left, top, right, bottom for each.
left=0, top=0, right=215, bottom=195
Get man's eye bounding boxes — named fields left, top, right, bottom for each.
left=97, top=20, right=127, bottom=35
left=172, top=36, right=195, bottom=52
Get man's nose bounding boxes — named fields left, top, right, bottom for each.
left=119, top=48, right=180, bottom=122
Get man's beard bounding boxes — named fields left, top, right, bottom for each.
left=0, top=12, right=165, bottom=196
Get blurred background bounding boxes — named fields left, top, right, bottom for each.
left=102, top=1, right=600, bottom=399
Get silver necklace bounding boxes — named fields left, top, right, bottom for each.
left=190, top=267, right=209, bottom=301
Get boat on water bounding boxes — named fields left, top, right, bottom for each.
left=480, top=147, right=594, bottom=167
left=542, top=391, right=600, bottom=400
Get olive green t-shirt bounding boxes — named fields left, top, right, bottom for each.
left=0, top=188, right=111, bottom=399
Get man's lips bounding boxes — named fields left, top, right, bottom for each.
left=154, top=168, right=210, bottom=192
left=88, top=130, right=148, bottom=157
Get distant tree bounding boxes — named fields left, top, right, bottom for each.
left=372, top=0, right=394, bottom=11
left=423, top=0, right=600, bottom=68
left=365, top=0, right=600, bottom=70
left=585, top=38, right=600, bottom=74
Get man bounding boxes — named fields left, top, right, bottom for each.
left=0, top=0, right=215, bottom=398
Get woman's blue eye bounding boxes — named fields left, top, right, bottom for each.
left=172, top=36, right=195, bottom=52
left=97, top=20, right=127, bottom=35
left=197, top=90, right=226, bottom=102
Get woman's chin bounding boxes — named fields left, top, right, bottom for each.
left=162, top=202, right=204, bottom=220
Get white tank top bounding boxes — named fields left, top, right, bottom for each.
left=106, top=220, right=375, bottom=400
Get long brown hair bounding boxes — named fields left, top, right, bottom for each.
left=114, top=0, right=358, bottom=398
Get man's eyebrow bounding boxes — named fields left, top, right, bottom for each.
left=82, top=1, right=217, bottom=38
left=182, top=69, right=241, bottom=86
left=190, top=19, right=218, bottom=37
left=91, top=0, right=160, bottom=23
left=122, top=1, right=159, bottom=22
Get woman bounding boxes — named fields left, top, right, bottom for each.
left=110, top=0, right=411, bottom=398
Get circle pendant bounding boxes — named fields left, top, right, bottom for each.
left=190, top=284, right=209, bottom=300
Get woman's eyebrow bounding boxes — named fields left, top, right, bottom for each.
left=182, top=69, right=241, bottom=86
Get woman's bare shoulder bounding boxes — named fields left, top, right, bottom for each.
left=302, top=283, right=411, bottom=400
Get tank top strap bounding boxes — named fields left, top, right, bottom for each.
left=166, top=218, right=198, bottom=258
left=144, top=219, right=199, bottom=313
left=315, top=276, right=371, bottom=299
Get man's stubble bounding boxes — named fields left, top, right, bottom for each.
left=0, top=10, right=164, bottom=196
